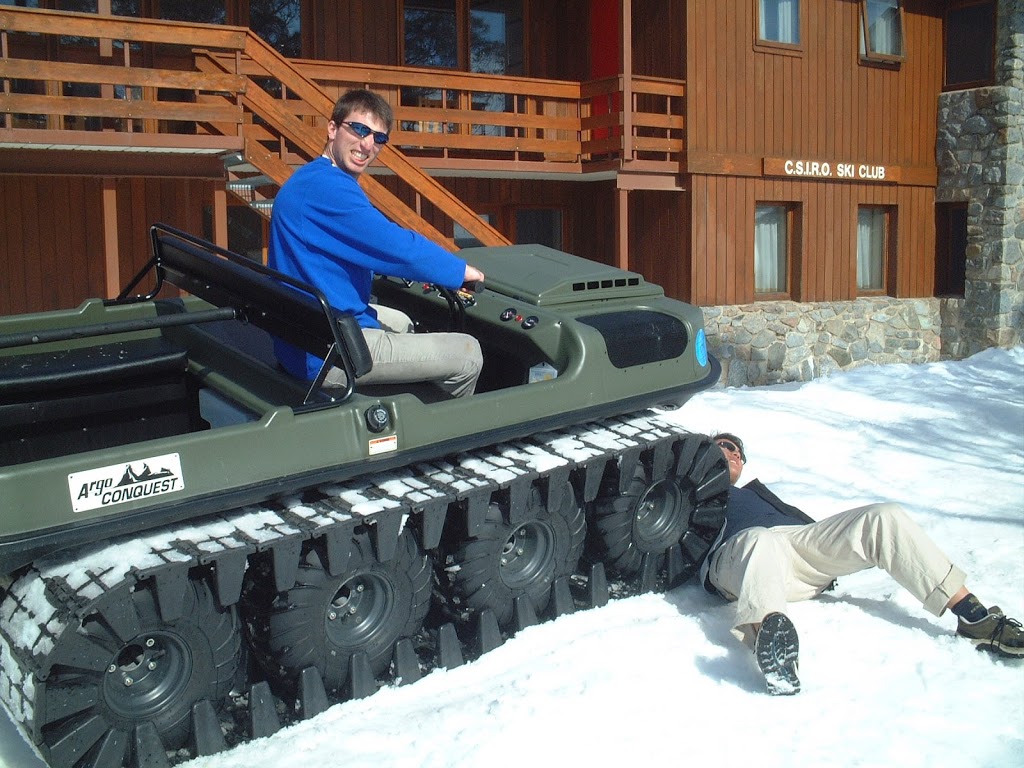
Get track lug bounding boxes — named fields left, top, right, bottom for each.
left=514, top=595, right=538, bottom=632
left=270, top=537, right=303, bottom=593
left=323, top=525, right=354, bottom=576
left=298, top=666, right=330, bottom=719
left=133, top=721, right=171, bottom=767
left=551, top=577, right=575, bottom=617
left=544, top=466, right=570, bottom=512
left=476, top=609, right=503, bottom=655
left=616, top=447, right=642, bottom=495
left=207, top=548, right=249, bottom=607
left=152, top=566, right=188, bottom=623
left=348, top=651, right=376, bottom=699
left=664, top=543, right=686, bottom=589
left=582, top=459, right=607, bottom=503
left=506, top=480, right=530, bottom=525
left=369, top=509, right=402, bottom=562
left=418, top=499, right=449, bottom=550
left=588, top=562, right=609, bottom=608
left=464, top=491, right=490, bottom=537
left=249, top=681, right=281, bottom=738
left=394, top=638, right=422, bottom=685
left=638, top=552, right=659, bottom=593
left=438, top=623, right=464, bottom=668
left=191, top=699, right=227, bottom=756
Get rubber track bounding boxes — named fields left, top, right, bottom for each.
left=0, top=409, right=721, bottom=766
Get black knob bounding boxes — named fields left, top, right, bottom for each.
left=365, top=404, right=390, bottom=433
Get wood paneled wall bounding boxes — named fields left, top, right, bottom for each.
left=685, top=0, right=943, bottom=166
left=684, top=0, right=944, bottom=306
left=1, top=175, right=217, bottom=314
left=689, top=174, right=936, bottom=305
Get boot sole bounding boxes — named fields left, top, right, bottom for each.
left=755, top=612, right=801, bottom=695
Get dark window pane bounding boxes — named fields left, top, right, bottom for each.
left=516, top=209, right=562, bottom=249
left=404, top=0, right=458, bottom=68
left=250, top=0, right=301, bottom=57
left=946, top=3, right=995, bottom=87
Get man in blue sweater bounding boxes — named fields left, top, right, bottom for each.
left=269, top=89, right=485, bottom=397
left=703, top=433, right=1023, bottom=695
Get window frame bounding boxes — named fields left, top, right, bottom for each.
left=856, top=205, right=895, bottom=295
left=753, top=0, right=804, bottom=56
left=753, top=202, right=800, bottom=300
left=943, top=0, right=996, bottom=90
left=859, top=0, right=905, bottom=65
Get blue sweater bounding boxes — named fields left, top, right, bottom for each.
left=268, top=157, right=468, bottom=380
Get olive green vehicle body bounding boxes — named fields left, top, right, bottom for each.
left=0, top=226, right=719, bottom=576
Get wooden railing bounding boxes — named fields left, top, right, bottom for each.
left=1, top=6, right=687, bottom=246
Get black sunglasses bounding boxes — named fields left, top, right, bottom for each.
left=342, top=120, right=390, bottom=145
left=715, top=439, right=745, bottom=461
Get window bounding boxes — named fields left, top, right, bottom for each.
left=945, top=2, right=995, bottom=89
left=250, top=0, right=301, bottom=58
left=857, top=206, right=893, bottom=292
left=757, top=0, right=800, bottom=46
left=402, top=0, right=523, bottom=73
left=754, top=204, right=797, bottom=296
left=935, top=203, right=967, bottom=297
left=515, top=208, right=562, bottom=250
left=860, top=0, right=904, bottom=61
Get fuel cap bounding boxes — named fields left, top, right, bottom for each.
left=365, top=404, right=390, bottom=433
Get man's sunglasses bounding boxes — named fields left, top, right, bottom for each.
left=341, top=120, right=390, bottom=145
left=715, top=440, right=745, bottom=461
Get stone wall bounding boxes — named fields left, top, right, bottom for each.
left=702, top=298, right=944, bottom=387
left=936, top=0, right=1024, bottom=355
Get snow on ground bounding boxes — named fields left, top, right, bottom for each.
left=2, top=348, right=1022, bottom=768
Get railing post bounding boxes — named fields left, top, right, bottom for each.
left=620, top=0, right=633, bottom=162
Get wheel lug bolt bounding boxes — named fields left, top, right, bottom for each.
left=124, top=677, right=134, bottom=687
left=500, top=557, right=507, bottom=565
left=356, top=584, right=365, bottom=593
left=148, top=661, right=157, bottom=670
left=145, top=638, right=155, bottom=648
left=348, top=606, right=357, bottom=614
left=107, top=664, right=117, bottom=674
left=328, top=611, right=337, bottom=620
left=516, top=548, right=525, bottom=555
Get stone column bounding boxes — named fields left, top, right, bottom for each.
left=936, top=0, right=1024, bottom=354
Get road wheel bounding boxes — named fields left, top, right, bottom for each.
left=244, top=529, right=431, bottom=696
left=440, top=481, right=585, bottom=627
left=35, top=575, right=241, bottom=767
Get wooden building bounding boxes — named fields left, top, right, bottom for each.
left=1, top=1, right=1013, bottom=380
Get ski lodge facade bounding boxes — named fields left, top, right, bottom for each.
left=1, top=1, right=1020, bottom=385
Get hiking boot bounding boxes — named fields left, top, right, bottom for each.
left=755, top=612, right=801, bottom=695
left=957, top=606, right=1024, bottom=659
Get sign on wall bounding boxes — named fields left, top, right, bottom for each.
left=763, top=158, right=899, bottom=183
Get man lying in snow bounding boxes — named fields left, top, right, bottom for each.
left=699, top=432, right=1024, bottom=695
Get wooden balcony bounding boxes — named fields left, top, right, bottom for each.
left=0, top=6, right=685, bottom=254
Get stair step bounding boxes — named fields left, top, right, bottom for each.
left=227, top=174, right=273, bottom=191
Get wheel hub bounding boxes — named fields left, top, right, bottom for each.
left=102, top=633, right=192, bottom=721
left=325, top=572, right=395, bottom=650
left=498, top=521, right=554, bottom=588
left=632, top=479, right=688, bottom=550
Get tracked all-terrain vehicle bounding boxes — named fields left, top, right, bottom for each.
left=0, top=225, right=727, bottom=768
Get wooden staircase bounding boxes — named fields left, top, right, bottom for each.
left=197, top=34, right=510, bottom=250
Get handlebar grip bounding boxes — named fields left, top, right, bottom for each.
left=462, top=280, right=485, bottom=294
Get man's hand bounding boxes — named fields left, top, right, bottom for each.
left=463, top=265, right=485, bottom=293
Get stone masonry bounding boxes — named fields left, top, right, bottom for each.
left=702, top=299, right=942, bottom=387
left=936, top=0, right=1024, bottom=355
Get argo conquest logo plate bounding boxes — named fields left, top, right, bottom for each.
left=69, top=454, right=185, bottom=513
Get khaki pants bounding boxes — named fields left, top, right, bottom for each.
left=325, top=306, right=482, bottom=398
left=708, top=502, right=967, bottom=646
